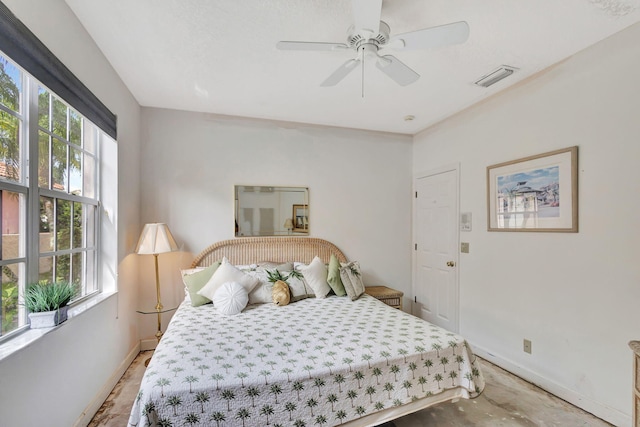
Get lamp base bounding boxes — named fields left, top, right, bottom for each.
left=144, top=335, right=162, bottom=368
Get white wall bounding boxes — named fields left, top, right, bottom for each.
left=413, top=22, right=640, bottom=426
left=138, top=108, right=413, bottom=337
left=0, top=0, right=142, bottom=425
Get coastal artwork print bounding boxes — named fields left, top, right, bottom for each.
left=497, top=166, right=560, bottom=218
left=487, top=147, right=578, bottom=232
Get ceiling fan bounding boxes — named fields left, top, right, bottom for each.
left=276, top=0, right=469, bottom=89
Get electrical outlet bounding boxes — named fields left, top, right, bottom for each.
left=461, top=242, right=470, bottom=253
left=523, top=339, right=532, bottom=354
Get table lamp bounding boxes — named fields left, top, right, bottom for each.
left=284, top=218, right=294, bottom=234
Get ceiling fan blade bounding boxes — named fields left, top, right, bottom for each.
left=389, top=21, right=469, bottom=50
left=375, top=55, right=419, bottom=86
left=352, top=0, right=382, bottom=35
left=276, top=41, right=349, bottom=51
left=320, top=59, right=360, bottom=86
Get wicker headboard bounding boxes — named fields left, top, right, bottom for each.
left=190, top=237, right=347, bottom=268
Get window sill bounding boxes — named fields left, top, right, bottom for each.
left=0, top=290, right=117, bottom=363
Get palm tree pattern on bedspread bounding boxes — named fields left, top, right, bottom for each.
left=128, top=295, right=484, bottom=426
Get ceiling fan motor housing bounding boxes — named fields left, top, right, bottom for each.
left=347, top=21, right=390, bottom=50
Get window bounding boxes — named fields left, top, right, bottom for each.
left=37, top=87, right=99, bottom=298
left=0, top=52, right=102, bottom=339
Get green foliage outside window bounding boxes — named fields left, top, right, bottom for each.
left=0, top=58, right=21, bottom=182
left=1, top=280, right=18, bottom=334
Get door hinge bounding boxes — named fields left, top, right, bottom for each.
left=414, top=296, right=417, bottom=303
left=415, top=191, right=417, bottom=198
left=414, top=243, right=417, bottom=250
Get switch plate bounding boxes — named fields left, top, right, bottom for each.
left=461, top=242, right=470, bottom=253
left=523, top=339, right=532, bottom=354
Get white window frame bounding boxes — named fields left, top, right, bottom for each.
left=0, top=54, right=102, bottom=341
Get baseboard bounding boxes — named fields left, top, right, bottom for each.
left=140, top=338, right=158, bottom=351
left=74, top=342, right=141, bottom=427
left=470, top=343, right=631, bottom=427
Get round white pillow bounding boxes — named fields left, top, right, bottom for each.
left=212, top=281, right=249, bottom=315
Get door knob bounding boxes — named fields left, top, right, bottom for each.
left=446, top=261, right=455, bottom=267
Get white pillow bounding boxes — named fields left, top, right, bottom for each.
left=245, top=269, right=311, bottom=304
left=248, top=282, right=274, bottom=304
left=212, top=281, right=248, bottom=315
left=244, top=269, right=270, bottom=304
left=299, top=256, right=331, bottom=298
left=197, top=258, right=260, bottom=300
left=236, top=264, right=259, bottom=272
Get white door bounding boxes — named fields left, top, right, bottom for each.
left=413, top=168, right=459, bottom=332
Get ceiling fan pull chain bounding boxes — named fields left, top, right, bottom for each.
left=361, top=46, right=365, bottom=98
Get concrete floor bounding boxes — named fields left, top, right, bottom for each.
left=89, top=352, right=611, bottom=426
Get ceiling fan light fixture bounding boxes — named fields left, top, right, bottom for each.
left=474, top=65, right=518, bottom=88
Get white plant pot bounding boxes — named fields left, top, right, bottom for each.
left=28, top=306, right=68, bottom=328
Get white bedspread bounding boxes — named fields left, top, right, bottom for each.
left=129, top=294, right=484, bottom=426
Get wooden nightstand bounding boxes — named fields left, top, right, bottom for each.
left=630, top=341, right=640, bottom=427
left=365, top=286, right=404, bottom=310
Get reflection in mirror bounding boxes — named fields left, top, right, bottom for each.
left=292, top=204, right=309, bottom=233
left=235, top=186, right=309, bottom=237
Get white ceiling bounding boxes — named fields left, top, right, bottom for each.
left=64, top=0, right=640, bottom=135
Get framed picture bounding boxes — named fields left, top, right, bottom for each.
left=487, top=146, right=578, bottom=232
left=292, top=204, right=309, bottom=232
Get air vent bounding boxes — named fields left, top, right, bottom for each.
left=474, top=65, right=518, bottom=88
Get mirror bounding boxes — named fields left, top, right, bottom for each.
left=235, top=186, right=309, bottom=237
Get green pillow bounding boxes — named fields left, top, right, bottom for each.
left=182, top=261, right=221, bottom=307
left=327, top=254, right=346, bottom=297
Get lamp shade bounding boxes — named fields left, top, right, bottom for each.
left=135, top=223, right=178, bottom=255
left=283, top=218, right=294, bottom=229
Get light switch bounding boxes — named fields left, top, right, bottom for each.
left=461, top=242, right=470, bottom=253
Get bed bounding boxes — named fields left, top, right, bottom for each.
left=129, top=237, right=484, bottom=426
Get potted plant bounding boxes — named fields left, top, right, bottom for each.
left=24, top=281, right=78, bottom=328
left=265, top=269, right=289, bottom=284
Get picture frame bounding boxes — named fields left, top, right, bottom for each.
left=487, top=146, right=578, bottom=232
left=292, top=204, right=309, bottom=233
